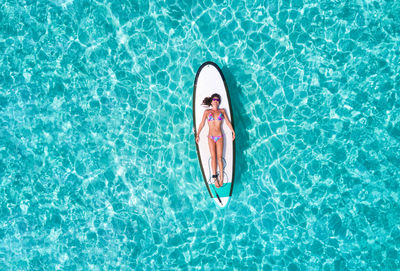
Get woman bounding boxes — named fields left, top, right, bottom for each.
left=196, top=93, right=235, bottom=188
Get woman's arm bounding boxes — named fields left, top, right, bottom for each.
left=196, top=110, right=208, bottom=144
left=222, top=109, right=235, bottom=140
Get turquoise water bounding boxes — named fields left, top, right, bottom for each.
left=1, top=0, right=399, bottom=269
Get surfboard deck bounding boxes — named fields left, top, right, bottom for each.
left=193, top=61, right=235, bottom=208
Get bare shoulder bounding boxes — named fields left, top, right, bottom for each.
left=220, top=109, right=227, bottom=114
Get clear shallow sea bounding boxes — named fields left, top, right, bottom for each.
left=1, top=0, right=399, bottom=270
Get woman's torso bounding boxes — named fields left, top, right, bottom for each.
left=207, top=110, right=223, bottom=136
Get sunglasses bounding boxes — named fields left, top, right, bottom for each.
left=212, top=98, right=220, bottom=102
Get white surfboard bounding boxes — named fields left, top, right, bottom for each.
left=193, top=61, right=235, bottom=208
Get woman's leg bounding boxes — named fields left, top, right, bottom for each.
left=208, top=136, right=219, bottom=187
left=216, top=136, right=224, bottom=186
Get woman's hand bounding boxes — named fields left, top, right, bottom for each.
left=196, top=135, right=199, bottom=144
left=232, top=131, right=235, bottom=141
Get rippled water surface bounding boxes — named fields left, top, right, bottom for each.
left=1, top=0, right=400, bottom=270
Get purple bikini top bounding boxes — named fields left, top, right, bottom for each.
left=208, top=112, right=223, bottom=121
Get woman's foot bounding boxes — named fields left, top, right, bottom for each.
left=212, top=174, right=220, bottom=188
left=219, top=177, right=224, bottom=187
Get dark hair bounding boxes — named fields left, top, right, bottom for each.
left=202, top=93, right=221, bottom=106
